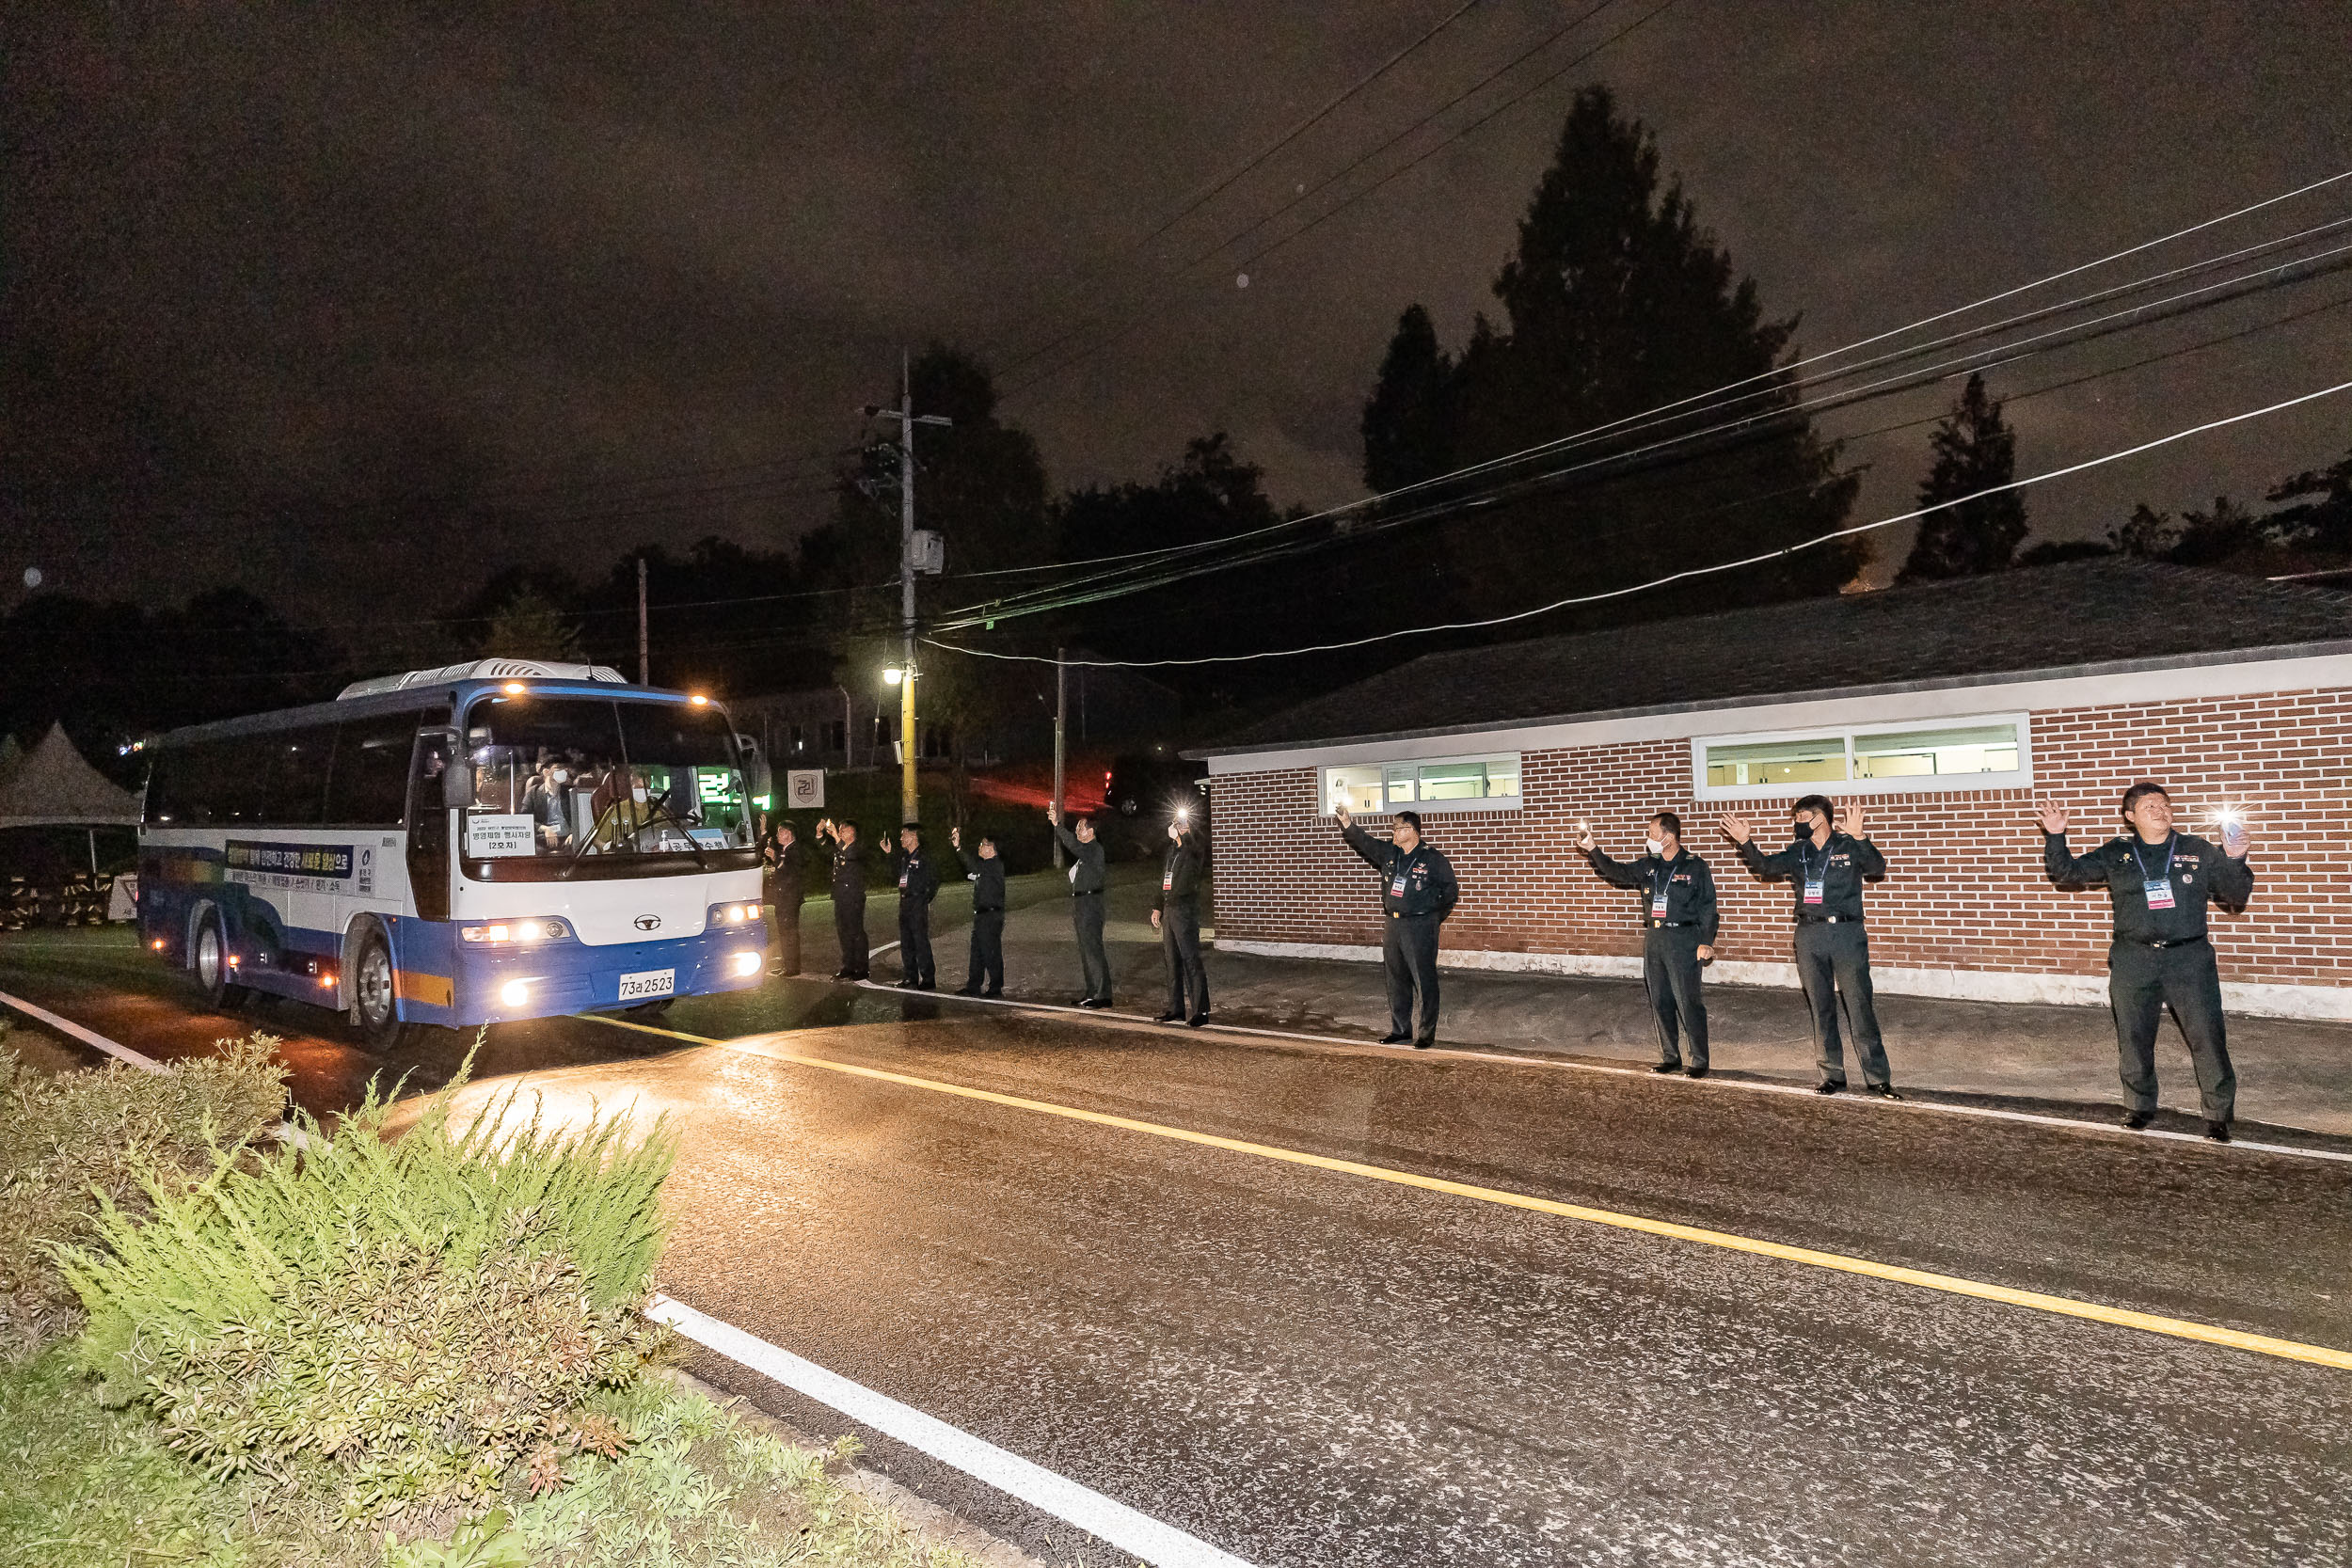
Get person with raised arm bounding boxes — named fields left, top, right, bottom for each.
left=1151, top=810, right=1211, bottom=1026
left=1577, top=811, right=1719, bottom=1077
left=1720, top=794, right=1899, bottom=1098
left=1336, top=801, right=1458, bottom=1049
left=2039, top=783, right=2253, bottom=1141
left=813, top=816, right=868, bottom=981
left=1047, top=803, right=1113, bottom=1007
left=950, top=825, right=1007, bottom=998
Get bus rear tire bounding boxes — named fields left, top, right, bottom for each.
left=350, top=929, right=408, bottom=1051
left=193, top=909, right=249, bottom=1012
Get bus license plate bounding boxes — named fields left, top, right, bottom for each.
left=617, top=969, right=675, bottom=1001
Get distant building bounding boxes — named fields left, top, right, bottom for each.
left=1192, top=560, right=2352, bottom=1020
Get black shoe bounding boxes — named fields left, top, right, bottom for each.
left=1075, top=996, right=1108, bottom=1009
left=846, top=971, right=869, bottom=981
left=1815, top=1081, right=1845, bottom=1095
left=982, top=989, right=1003, bottom=999
left=1650, top=1062, right=1682, bottom=1075
left=894, top=979, right=917, bottom=990
left=1154, top=1010, right=1184, bottom=1023
left=2121, top=1108, right=2153, bottom=1130
left=1685, top=1065, right=1709, bottom=1079
left=2205, top=1119, right=2233, bottom=1143
left=1864, top=1084, right=1903, bottom=1101
left=955, top=986, right=981, bottom=996
left=915, top=981, right=935, bottom=991
left=1412, top=1038, right=1435, bottom=1050
left=1378, top=1033, right=1412, bottom=1045
left=1186, top=1014, right=1208, bottom=1028
left=833, top=969, right=854, bottom=979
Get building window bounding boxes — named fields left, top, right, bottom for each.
left=1322, top=753, right=1521, bottom=816
left=1694, top=715, right=2029, bottom=799
left=824, top=721, right=847, bottom=752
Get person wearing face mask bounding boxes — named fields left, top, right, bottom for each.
left=1047, top=804, right=1113, bottom=1006
left=891, top=822, right=939, bottom=990
left=762, top=817, right=804, bottom=977
left=1336, top=801, right=1460, bottom=1049
left=1150, top=810, right=1211, bottom=1026
left=1576, top=811, right=1719, bottom=1077
left=1720, top=794, right=1899, bottom=1099
left=2039, top=782, right=2253, bottom=1142
left=950, top=826, right=1006, bottom=997
left=814, top=817, right=868, bottom=980
left=526, top=760, right=570, bottom=849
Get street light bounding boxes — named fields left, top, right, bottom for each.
left=882, top=667, right=904, bottom=687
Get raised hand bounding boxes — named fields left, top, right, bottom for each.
left=1335, top=803, right=1353, bottom=829
left=1718, top=812, right=1753, bottom=846
left=1574, top=818, right=1596, bottom=852
left=2223, top=819, right=2250, bottom=858
left=2035, top=799, right=2067, bottom=835
left=1046, top=803, right=1059, bottom=825
left=1840, top=800, right=1867, bottom=840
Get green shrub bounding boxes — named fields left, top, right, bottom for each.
left=0, top=1030, right=287, bottom=1359
left=61, top=1062, right=675, bottom=1521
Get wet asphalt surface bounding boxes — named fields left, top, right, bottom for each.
left=6, top=932, right=2351, bottom=1566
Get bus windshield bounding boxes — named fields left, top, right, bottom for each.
left=459, top=695, right=752, bottom=864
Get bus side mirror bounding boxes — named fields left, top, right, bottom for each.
left=737, top=734, right=772, bottom=801
left=442, top=759, right=476, bottom=810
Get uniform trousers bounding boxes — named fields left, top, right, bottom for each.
left=1793, top=921, right=1890, bottom=1087
left=1073, top=892, right=1112, bottom=1001
left=897, top=900, right=934, bottom=986
left=1384, top=912, right=1443, bottom=1045
left=834, top=889, right=868, bottom=978
left=1641, top=925, right=1708, bottom=1069
left=964, top=909, right=1005, bottom=994
left=2108, top=937, right=2236, bottom=1122
left=1160, top=899, right=1209, bottom=1020
left=766, top=900, right=802, bottom=976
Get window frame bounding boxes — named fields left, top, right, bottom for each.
left=1691, top=711, right=2033, bottom=801
left=1318, top=752, right=1524, bottom=817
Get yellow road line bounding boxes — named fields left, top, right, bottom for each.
left=582, top=1011, right=2352, bottom=1372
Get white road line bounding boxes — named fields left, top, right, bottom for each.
left=0, top=989, right=162, bottom=1072
left=851, top=980, right=2352, bottom=1165
left=646, top=1292, right=1259, bottom=1568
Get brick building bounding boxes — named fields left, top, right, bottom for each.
left=1195, top=560, right=2352, bottom=1021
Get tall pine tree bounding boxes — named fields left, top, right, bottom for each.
left=1899, top=372, right=2026, bottom=580
left=1358, top=87, right=1861, bottom=631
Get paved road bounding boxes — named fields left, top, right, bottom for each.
left=8, top=932, right=2350, bottom=1565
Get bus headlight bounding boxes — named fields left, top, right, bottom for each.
left=500, top=979, right=532, bottom=1006
left=464, top=920, right=565, bottom=943
left=732, top=951, right=762, bottom=977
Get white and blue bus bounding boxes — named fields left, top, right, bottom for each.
left=137, top=659, right=773, bottom=1046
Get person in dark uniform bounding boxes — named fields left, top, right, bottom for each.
left=2040, top=782, right=2253, bottom=1141
left=1047, top=804, right=1112, bottom=1006
left=891, top=822, right=938, bottom=990
left=1577, top=810, right=1719, bottom=1076
left=1151, top=811, right=1210, bottom=1026
left=950, top=825, right=1006, bottom=997
left=1721, top=795, right=1899, bottom=1098
left=814, top=817, right=868, bottom=980
left=762, top=817, right=804, bottom=976
left=1336, top=802, right=1458, bottom=1048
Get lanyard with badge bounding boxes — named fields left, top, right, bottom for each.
left=2134, top=833, right=2178, bottom=911
left=1651, top=855, right=1677, bottom=919
left=1163, top=851, right=1176, bottom=893
left=1391, top=850, right=1414, bottom=901
left=1800, top=842, right=1826, bottom=906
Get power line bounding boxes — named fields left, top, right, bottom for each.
left=924, top=374, right=2352, bottom=670
left=945, top=241, right=2352, bottom=625
left=993, top=0, right=1649, bottom=395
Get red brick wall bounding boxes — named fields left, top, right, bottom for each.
left=1210, top=687, right=2348, bottom=988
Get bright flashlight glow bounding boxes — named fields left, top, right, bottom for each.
left=500, top=980, right=531, bottom=1006
left=732, top=951, right=763, bottom=976
left=882, top=668, right=904, bottom=686
left=690, top=693, right=708, bottom=706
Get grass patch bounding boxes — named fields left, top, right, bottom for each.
left=0, top=1345, right=977, bottom=1568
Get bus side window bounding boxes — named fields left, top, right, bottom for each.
left=405, top=731, right=453, bottom=922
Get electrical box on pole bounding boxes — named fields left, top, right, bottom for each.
left=911, top=530, right=945, bottom=575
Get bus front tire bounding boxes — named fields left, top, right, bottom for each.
left=350, top=930, right=408, bottom=1051
left=193, top=910, right=248, bottom=1012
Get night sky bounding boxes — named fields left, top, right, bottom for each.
left=7, top=1, right=2349, bottom=626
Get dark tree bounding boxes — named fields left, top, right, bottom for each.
left=2168, top=496, right=2262, bottom=567
left=1357, top=87, right=1861, bottom=631
left=2107, top=503, right=2179, bottom=560
left=2265, top=443, right=2352, bottom=552
left=2014, top=538, right=2113, bottom=566
left=1361, top=305, right=1455, bottom=493
left=1900, top=373, right=2026, bottom=580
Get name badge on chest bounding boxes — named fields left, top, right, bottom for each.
left=1163, top=871, right=1174, bottom=891
left=2144, top=878, right=2176, bottom=911
left=1391, top=874, right=1408, bottom=897
left=1804, top=878, right=1825, bottom=905
left=1651, top=893, right=1670, bottom=917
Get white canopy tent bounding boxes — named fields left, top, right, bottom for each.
left=0, top=723, right=143, bottom=874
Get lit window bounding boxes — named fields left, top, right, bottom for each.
left=1323, top=754, right=1521, bottom=815
left=1695, top=716, right=2028, bottom=799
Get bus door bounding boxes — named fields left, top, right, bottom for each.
left=406, top=729, right=454, bottom=923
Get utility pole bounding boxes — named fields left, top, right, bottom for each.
left=867, top=353, right=951, bottom=826
left=636, top=557, right=649, bottom=685
left=1052, top=646, right=1067, bottom=869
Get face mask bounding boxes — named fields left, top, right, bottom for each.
left=1792, top=823, right=1811, bottom=842
left=1645, top=837, right=1665, bottom=856
left=632, top=787, right=648, bottom=803
left=551, top=769, right=568, bottom=784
